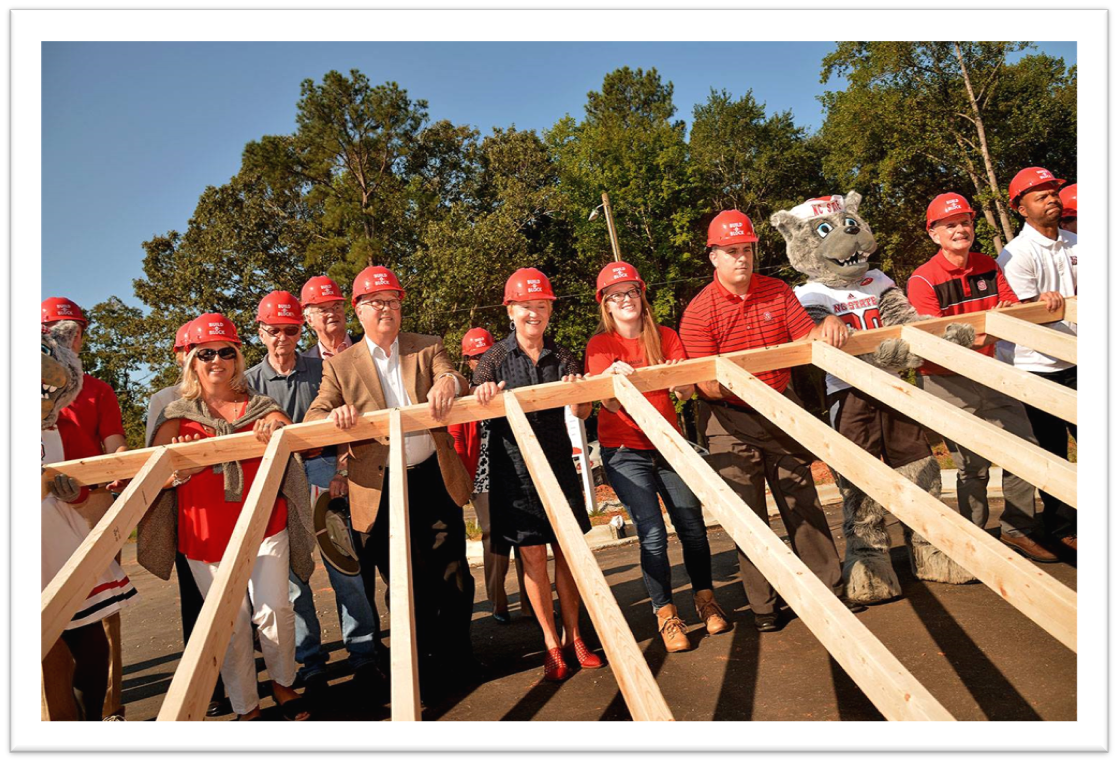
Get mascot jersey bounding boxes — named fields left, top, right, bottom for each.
left=795, top=268, right=899, bottom=395
left=42, top=421, right=138, bottom=628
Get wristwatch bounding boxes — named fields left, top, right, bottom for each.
left=334, top=469, right=349, bottom=479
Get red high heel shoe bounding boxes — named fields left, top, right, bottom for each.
left=563, top=639, right=605, bottom=670
left=543, top=647, right=572, bottom=682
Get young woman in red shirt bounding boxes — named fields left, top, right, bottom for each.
left=585, top=262, right=732, bottom=653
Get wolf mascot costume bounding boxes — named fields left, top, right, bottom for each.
left=771, top=192, right=976, bottom=603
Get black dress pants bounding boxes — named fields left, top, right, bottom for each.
left=1023, top=366, right=1077, bottom=537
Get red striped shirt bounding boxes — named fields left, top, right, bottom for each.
left=679, top=274, right=815, bottom=403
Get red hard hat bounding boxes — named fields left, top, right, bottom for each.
left=188, top=313, right=241, bottom=347
left=503, top=267, right=557, bottom=304
left=300, top=275, right=344, bottom=306
left=707, top=210, right=758, bottom=247
left=1009, top=166, right=1066, bottom=205
left=461, top=327, right=495, bottom=357
left=1059, top=184, right=1077, bottom=219
left=256, top=290, right=304, bottom=325
left=352, top=266, right=406, bottom=308
left=41, top=297, right=88, bottom=326
left=173, top=320, right=194, bottom=352
left=926, top=192, right=976, bottom=229
left=595, top=261, right=647, bottom=303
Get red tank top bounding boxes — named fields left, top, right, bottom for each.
left=175, top=410, right=288, bottom=562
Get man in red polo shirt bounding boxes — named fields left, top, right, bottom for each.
left=679, top=210, right=858, bottom=633
left=907, top=192, right=1060, bottom=563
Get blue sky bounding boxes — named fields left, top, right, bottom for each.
left=41, top=41, right=1077, bottom=313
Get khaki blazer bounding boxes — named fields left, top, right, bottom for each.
left=304, top=332, right=471, bottom=533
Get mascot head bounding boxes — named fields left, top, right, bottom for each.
left=771, top=191, right=878, bottom=287
left=41, top=321, right=83, bottom=429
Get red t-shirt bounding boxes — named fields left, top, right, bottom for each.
left=906, top=250, right=1019, bottom=375
left=448, top=421, right=480, bottom=483
left=679, top=274, right=815, bottom=405
left=175, top=418, right=288, bottom=562
left=58, top=374, right=126, bottom=446
left=585, top=326, right=686, bottom=450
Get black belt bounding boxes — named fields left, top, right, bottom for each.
left=706, top=399, right=754, bottom=414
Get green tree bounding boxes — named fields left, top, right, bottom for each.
left=690, top=88, right=826, bottom=280
left=82, top=297, right=152, bottom=448
left=819, top=42, right=1076, bottom=276
left=547, top=67, right=704, bottom=341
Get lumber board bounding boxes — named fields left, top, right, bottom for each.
left=1062, top=297, right=1077, bottom=325
left=42, top=300, right=1069, bottom=488
left=612, top=376, right=955, bottom=721
left=714, top=358, right=1077, bottom=653
left=985, top=311, right=1077, bottom=365
left=504, top=393, right=674, bottom=722
left=41, top=449, right=173, bottom=660
left=901, top=325, right=1077, bottom=425
left=156, top=432, right=292, bottom=721
left=388, top=410, right=422, bottom=721
left=813, top=342, right=1077, bottom=509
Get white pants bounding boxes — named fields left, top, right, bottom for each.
left=188, top=530, right=297, bottom=716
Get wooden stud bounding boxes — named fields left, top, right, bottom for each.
left=901, top=325, right=1077, bottom=425
left=813, top=342, right=1077, bottom=509
left=985, top=311, right=1077, bottom=365
left=612, top=375, right=956, bottom=721
left=713, top=358, right=1077, bottom=653
left=156, top=431, right=291, bottom=721
left=388, top=410, right=422, bottom=721
left=504, top=393, right=675, bottom=722
left=41, top=449, right=173, bottom=660
left=41, top=301, right=1071, bottom=488
left=1062, top=297, right=1077, bottom=325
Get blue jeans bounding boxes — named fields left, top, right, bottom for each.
left=601, top=446, right=713, bottom=612
left=290, top=455, right=380, bottom=680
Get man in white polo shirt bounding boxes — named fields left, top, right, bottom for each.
left=997, top=166, right=1076, bottom=552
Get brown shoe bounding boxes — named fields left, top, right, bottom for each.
left=1001, top=532, right=1059, bottom=563
left=655, top=604, right=691, bottom=653
left=694, top=589, right=733, bottom=635
left=1057, top=535, right=1077, bottom=553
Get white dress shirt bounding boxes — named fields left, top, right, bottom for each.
left=365, top=336, right=437, bottom=467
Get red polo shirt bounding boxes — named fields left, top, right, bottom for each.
left=906, top=250, right=1019, bottom=375
left=679, top=273, right=815, bottom=406
left=58, top=374, right=126, bottom=446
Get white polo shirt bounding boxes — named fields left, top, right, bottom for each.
left=996, top=223, right=1077, bottom=373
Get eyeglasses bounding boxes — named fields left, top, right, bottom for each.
left=357, top=298, right=402, bottom=311
left=196, top=347, right=238, bottom=362
left=310, top=302, right=345, bottom=315
left=260, top=325, right=301, bottom=338
left=605, top=287, right=642, bottom=305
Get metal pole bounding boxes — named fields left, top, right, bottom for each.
left=601, top=192, right=623, bottom=262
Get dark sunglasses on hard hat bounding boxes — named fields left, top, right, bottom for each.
left=260, top=325, right=301, bottom=338
left=196, top=347, right=238, bottom=362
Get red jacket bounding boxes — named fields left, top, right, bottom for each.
left=448, top=421, right=480, bottom=483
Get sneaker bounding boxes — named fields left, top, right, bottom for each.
left=102, top=714, right=126, bottom=722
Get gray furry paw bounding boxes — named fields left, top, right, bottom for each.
left=50, top=474, right=82, bottom=503
left=844, top=556, right=903, bottom=603
left=942, top=322, right=976, bottom=348
left=872, top=337, right=924, bottom=370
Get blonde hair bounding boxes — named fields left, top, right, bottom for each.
left=594, top=288, right=664, bottom=366
left=179, top=343, right=249, bottom=401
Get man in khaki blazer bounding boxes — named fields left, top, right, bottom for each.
left=305, top=266, right=477, bottom=700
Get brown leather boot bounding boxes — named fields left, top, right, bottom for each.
left=655, top=604, right=691, bottom=653
left=694, top=589, right=733, bottom=635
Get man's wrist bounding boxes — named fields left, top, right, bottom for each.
left=333, top=468, right=349, bottom=479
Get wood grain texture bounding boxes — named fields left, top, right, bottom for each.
left=813, top=342, right=1077, bottom=509
left=612, top=375, right=956, bottom=722
left=156, top=432, right=291, bottom=721
left=388, top=410, right=422, bottom=721
left=902, top=325, right=1077, bottom=425
left=41, top=449, right=173, bottom=660
left=716, top=357, right=1077, bottom=653
left=504, top=392, right=674, bottom=722
left=986, top=311, right=1077, bottom=365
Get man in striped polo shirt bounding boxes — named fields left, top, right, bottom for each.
left=680, top=210, right=860, bottom=633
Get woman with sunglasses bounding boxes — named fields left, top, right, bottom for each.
left=472, top=268, right=605, bottom=682
left=144, top=313, right=314, bottom=721
left=585, top=262, right=732, bottom=654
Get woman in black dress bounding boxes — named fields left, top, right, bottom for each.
left=473, top=268, right=606, bottom=682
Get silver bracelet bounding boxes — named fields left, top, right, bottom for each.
left=170, top=471, right=192, bottom=488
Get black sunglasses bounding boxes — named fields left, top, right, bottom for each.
left=196, top=347, right=238, bottom=362
left=261, top=325, right=301, bottom=338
